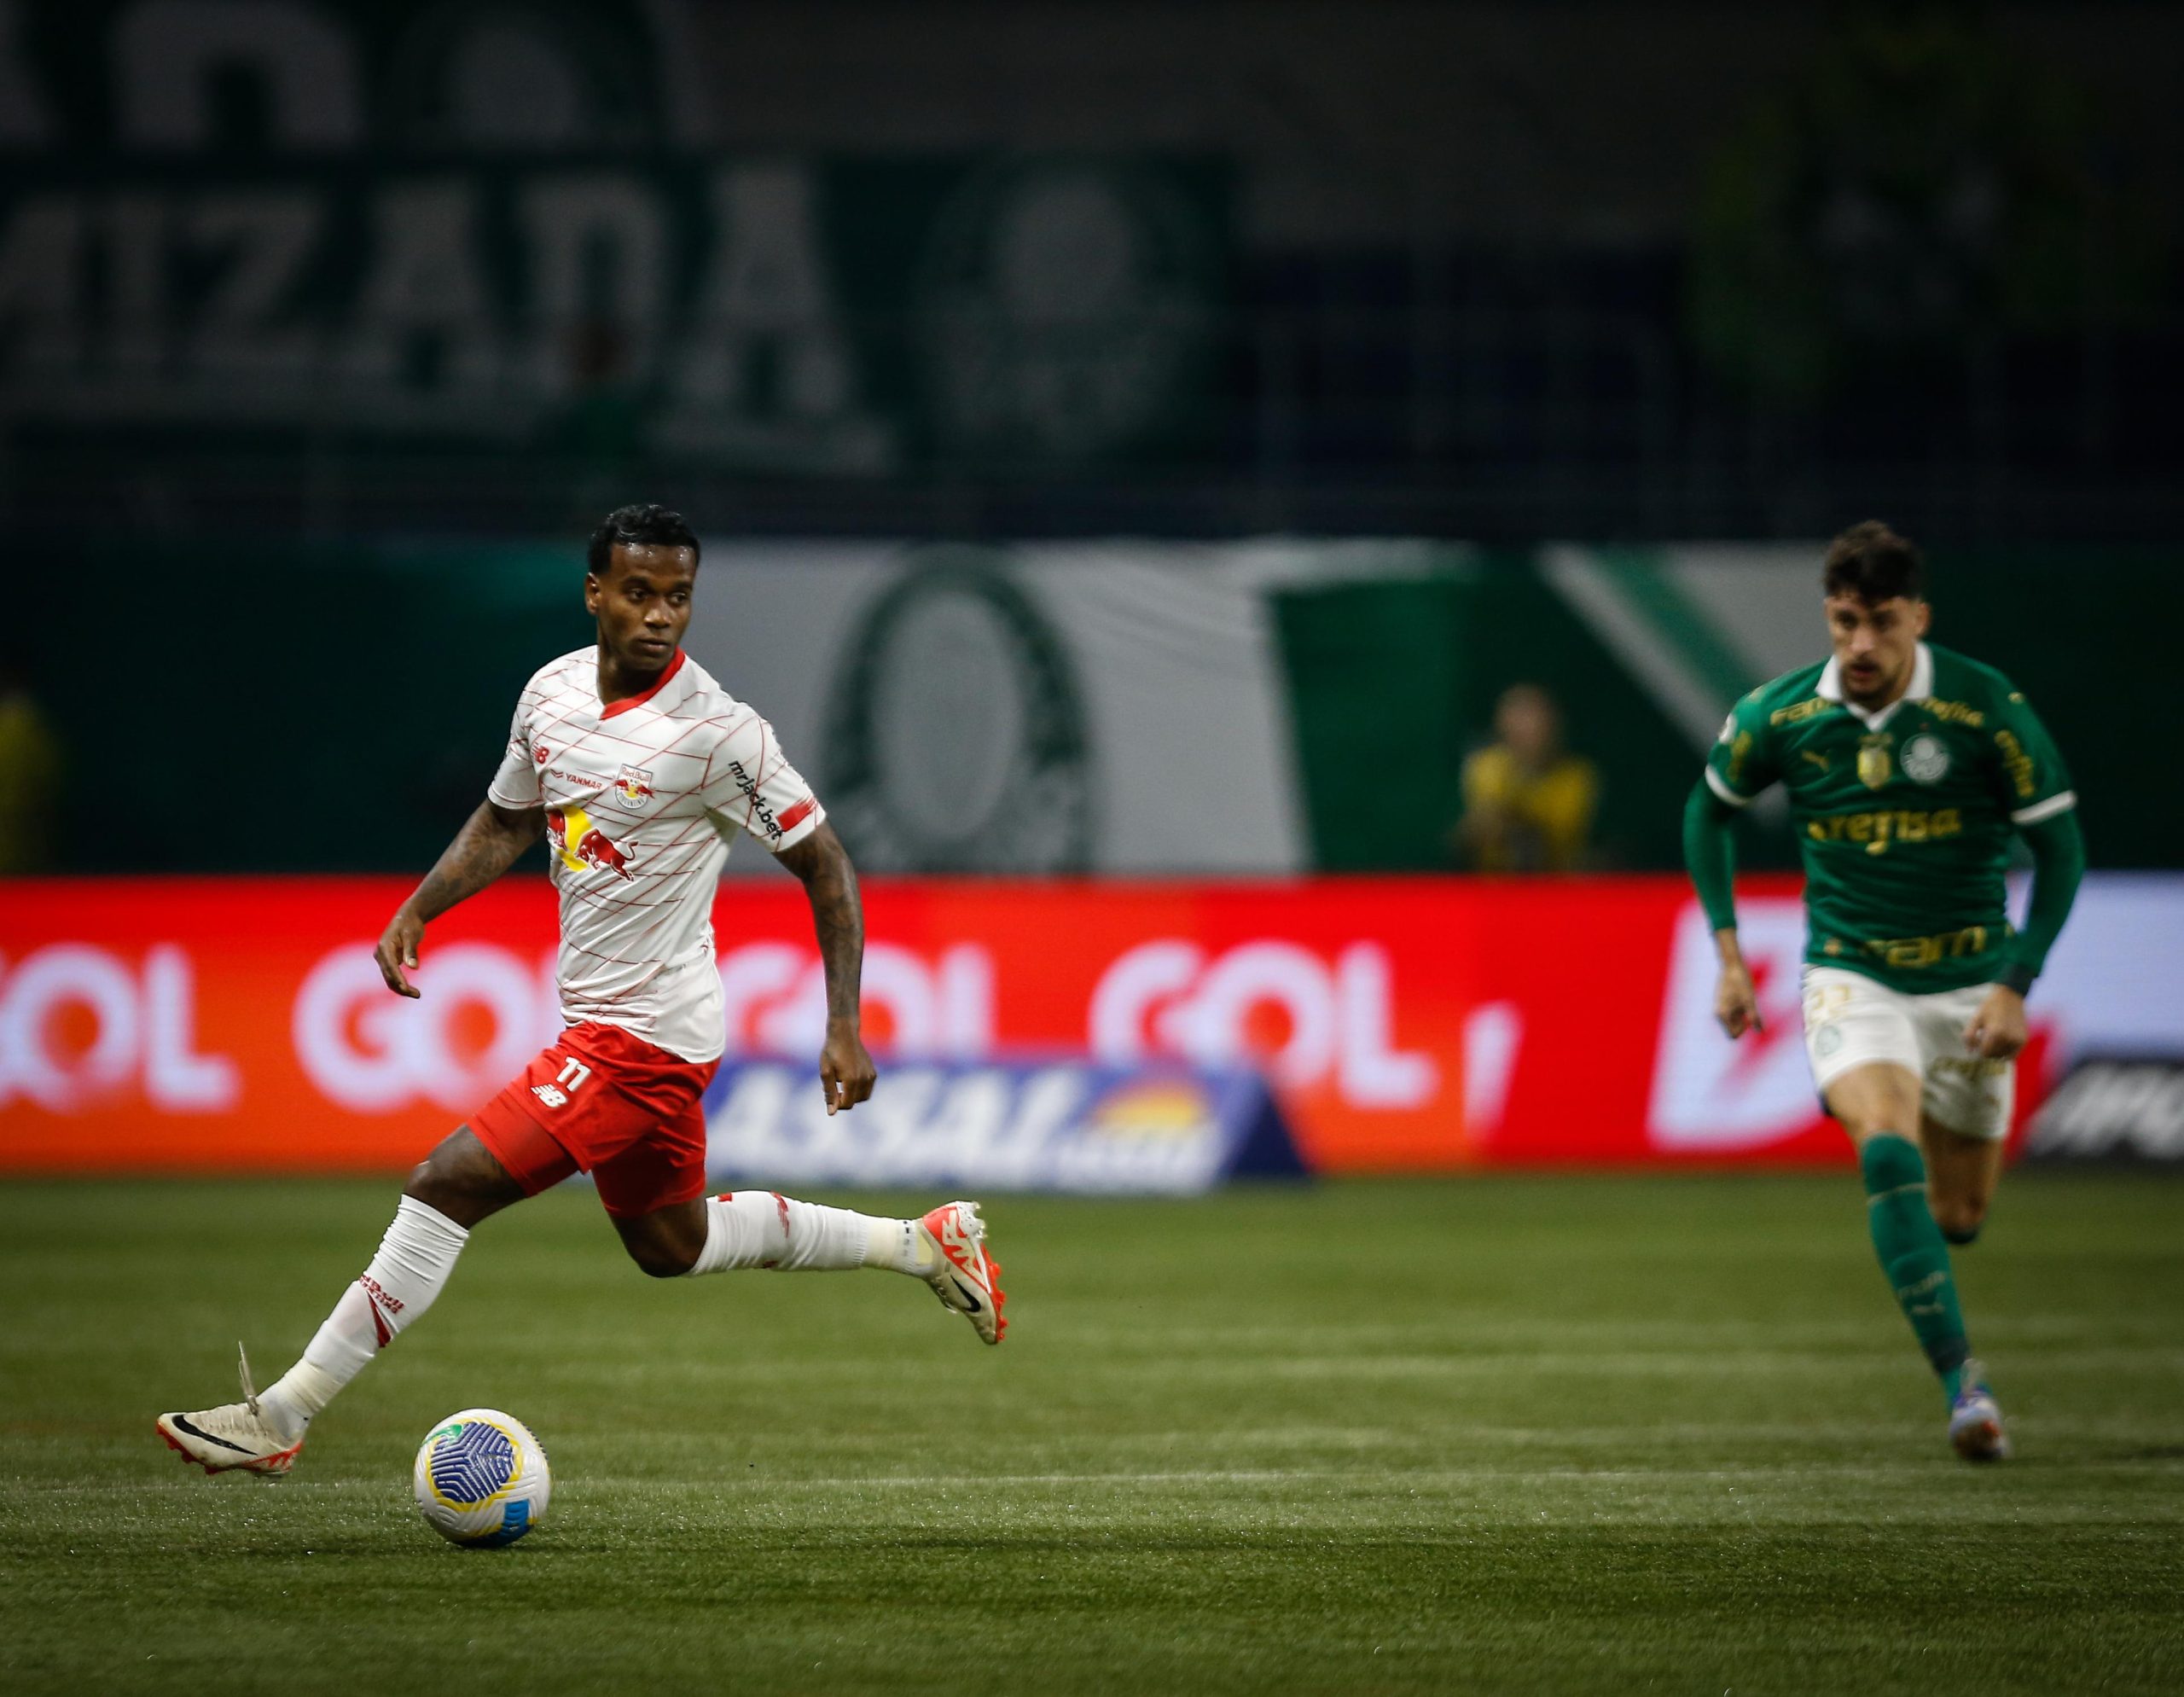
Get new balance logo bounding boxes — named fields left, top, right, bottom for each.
left=533, top=1057, right=591, bottom=1107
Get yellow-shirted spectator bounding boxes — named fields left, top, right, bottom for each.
left=1454, top=683, right=1600, bottom=872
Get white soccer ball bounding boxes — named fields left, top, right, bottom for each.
left=412, top=1408, right=550, bottom=1548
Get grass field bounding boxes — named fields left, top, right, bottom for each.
left=3, top=1174, right=2181, bottom=1696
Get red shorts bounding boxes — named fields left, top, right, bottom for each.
left=470, top=1023, right=720, bottom=1218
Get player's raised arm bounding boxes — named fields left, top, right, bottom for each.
left=1684, top=690, right=1782, bottom=1039
left=375, top=798, right=546, bottom=997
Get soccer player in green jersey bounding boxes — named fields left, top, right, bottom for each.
left=1682, top=522, right=2086, bottom=1461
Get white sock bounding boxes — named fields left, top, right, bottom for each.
left=258, top=1196, right=469, bottom=1442
left=685, top=1192, right=935, bottom=1277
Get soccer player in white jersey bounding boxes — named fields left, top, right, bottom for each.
left=159, top=505, right=1006, bottom=1477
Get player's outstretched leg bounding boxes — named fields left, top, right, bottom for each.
left=1837, top=1078, right=2007, bottom=1461
left=1861, top=1132, right=2007, bottom=1458
left=659, top=1192, right=1007, bottom=1344
left=156, top=1129, right=522, bottom=1475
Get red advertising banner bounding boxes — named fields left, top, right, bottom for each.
left=0, top=875, right=2143, bottom=1175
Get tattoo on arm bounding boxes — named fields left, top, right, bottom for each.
left=409, top=800, right=545, bottom=921
left=780, top=822, right=864, bottom=1026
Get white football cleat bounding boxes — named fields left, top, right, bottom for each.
left=920, top=1200, right=1008, bottom=1345
left=156, top=1345, right=305, bottom=1478
left=1948, top=1357, right=2011, bottom=1462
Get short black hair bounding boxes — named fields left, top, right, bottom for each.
left=1822, top=520, right=1924, bottom=604
left=588, top=503, right=700, bottom=576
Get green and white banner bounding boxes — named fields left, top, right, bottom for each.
left=35, top=532, right=2167, bottom=875
left=688, top=542, right=1332, bottom=876
left=690, top=539, right=2162, bottom=875
left=685, top=539, right=1757, bottom=877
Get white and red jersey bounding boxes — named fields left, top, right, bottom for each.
left=487, top=646, right=823, bottom=1063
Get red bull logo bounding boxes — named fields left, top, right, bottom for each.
left=616, top=764, right=655, bottom=805
left=545, top=807, right=634, bottom=880
left=576, top=828, right=633, bottom=878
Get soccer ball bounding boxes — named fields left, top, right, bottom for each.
left=412, top=1409, right=550, bottom=1548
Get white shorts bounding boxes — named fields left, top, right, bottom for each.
left=1800, top=966, right=2014, bottom=1142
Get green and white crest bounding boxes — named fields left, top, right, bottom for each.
left=1901, top=732, right=1950, bottom=784
left=821, top=549, right=1094, bottom=872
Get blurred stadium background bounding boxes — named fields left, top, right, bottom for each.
left=4, top=0, right=2181, bottom=1181
left=3, top=4, right=2182, bottom=1693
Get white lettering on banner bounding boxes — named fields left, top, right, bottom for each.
left=1647, top=900, right=1815, bottom=1151
left=1089, top=939, right=1438, bottom=1107
left=1335, top=945, right=1438, bottom=1107
left=293, top=943, right=555, bottom=1113
left=1156, top=942, right=1334, bottom=1082
left=1461, top=1001, right=1523, bottom=1133
left=142, top=945, right=239, bottom=1109
left=717, top=942, right=993, bottom=1055
left=0, top=943, right=237, bottom=1112
left=705, top=1061, right=1223, bottom=1194
left=1089, top=941, right=1200, bottom=1054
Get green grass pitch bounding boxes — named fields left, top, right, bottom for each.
left=3, top=1174, right=2181, bottom=1695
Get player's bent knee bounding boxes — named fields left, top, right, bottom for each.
left=1934, top=1195, right=1988, bottom=1245
left=1827, top=1066, right=1925, bottom=1147
left=624, top=1237, right=698, bottom=1279
left=401, top=1159, right=462, bottom=1212
left=401, top=1130, right=525, bottom=1227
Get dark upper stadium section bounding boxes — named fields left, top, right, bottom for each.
left=0, top=0, right=2179, bottom=545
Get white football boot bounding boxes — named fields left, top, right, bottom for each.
left=919, top=1200, right=1008, bottom=1345
left=156, top=1345, right=305, bottom=1478
left=1948, top=1357, right=2011, bottom=1462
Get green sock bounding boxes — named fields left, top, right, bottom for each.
left=1859, top=1133, right=1972, bottom=1402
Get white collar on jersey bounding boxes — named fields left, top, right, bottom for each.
left=1816, top=641, right=1933, bottom=730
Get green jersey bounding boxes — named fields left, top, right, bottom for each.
left=1703, top=642, right=2077, bottom=994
